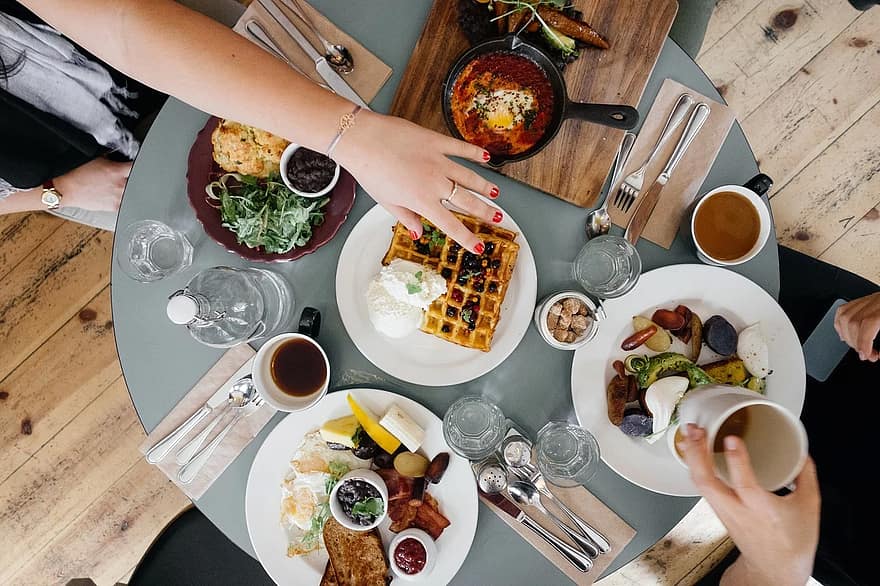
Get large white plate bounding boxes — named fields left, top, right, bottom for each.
left=246, top=389, right=478, bottom=585
left=336, top=203, right=537, bottom=386
left=570, top=264, right=806, bottom=497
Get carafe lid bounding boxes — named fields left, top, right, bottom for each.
left=166, top=292, right=198, bottom=324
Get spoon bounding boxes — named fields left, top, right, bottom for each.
left=284, top=0, right=354, bottom=74
left=585, top=132, right=636, bottom=240
left=477, top=462, right=593, bottom=572
left=178, top=379, right=262, bottom=484
left=508, top=480, right=600, bottom=558
left=174, top=376, right=253, bottom=465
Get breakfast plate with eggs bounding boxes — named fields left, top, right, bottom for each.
left=335, top=200, right=537, bottom=387
left=245, top=389, right=478, bottom=585
left=570, top=265, right=806, bottom=496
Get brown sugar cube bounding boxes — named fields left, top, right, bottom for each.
left=576, top=301, right=589, bottom=316
left=562, top=331, right=577, bottom=343
left=552, top=328, right=569, bottom=343
left=549, top=302, right=564, bottom=317
left=571, top=315, right=590, bottom=335
left=563, top=297, right=581, bottom=314
left=546, top=312, right=560, bottom=330
left=557, top=311, right=572, bottom=330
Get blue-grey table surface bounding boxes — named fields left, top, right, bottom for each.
left=113, top=1, right=775, bottom=583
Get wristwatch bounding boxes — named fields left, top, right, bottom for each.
left=41, top=179, right=62, bottom=209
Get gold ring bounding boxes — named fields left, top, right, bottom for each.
left=442, top=181, right=459, bottom=206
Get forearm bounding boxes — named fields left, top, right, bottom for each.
left=20, top=0, right=353, bottom=156
left=0, top=188, right=45, bottom=214
left=721, top=555, right=811, bottom=586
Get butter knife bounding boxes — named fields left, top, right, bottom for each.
left=256, top=0, right=368, bottom=109
left=624, top=102, right=711, bottom=245
left=485, top=490, right=593, bottom=572
left=145, top=384, right=231, bottom=464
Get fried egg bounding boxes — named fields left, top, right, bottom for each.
left=473, top=89, right=536, bottom=131
left=281, top=430, right=369, bottom=556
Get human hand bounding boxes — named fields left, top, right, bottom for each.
left=53, top=158, right=132, bottom=212
left=679, top=424, right=819, bottom=586
left=834, top=292, right=880, bottom=361
left=334, top=110, right=501, bottom=254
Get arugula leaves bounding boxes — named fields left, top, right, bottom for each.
left=206, top=173, right=329, bottom=254
left=351, top=497, right=384, bottom=518
left=302, top=460, right=350, bottom=547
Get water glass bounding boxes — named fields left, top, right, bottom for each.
left=442, top=396, right=507, bottom=461
left=117, top=219, right=193, bottom=282
left=535, top=422, right=600, bottom=487
left=571, top=235, right=641, bottom=298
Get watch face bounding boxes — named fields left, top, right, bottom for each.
left=42, top=191, right=61, bottom=207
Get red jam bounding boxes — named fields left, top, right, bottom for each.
left=394, top=537, right=427, bottom=575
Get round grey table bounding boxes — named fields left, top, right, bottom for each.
left=113, top=1, right=775, bottom=583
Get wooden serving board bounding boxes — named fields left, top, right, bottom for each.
left=390, top=0, right=678, bottom=208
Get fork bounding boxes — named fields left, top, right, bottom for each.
left=613, top=93, right=694, bottom=213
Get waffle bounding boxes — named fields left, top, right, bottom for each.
left=382, top=213, right=519, bottom=352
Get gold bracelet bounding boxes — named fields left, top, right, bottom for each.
left=325, top=105, right=362, bottom=158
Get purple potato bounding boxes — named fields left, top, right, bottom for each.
left=703, top=315, right=738, bottom=356
left=620, top=409, right=653, bottom=437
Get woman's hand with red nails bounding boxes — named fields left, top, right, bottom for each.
left=834, top=292, right=880, bottom=361
left=679, top=424, right=820, bottom=586
left=332, top=110, right=501, bottom=253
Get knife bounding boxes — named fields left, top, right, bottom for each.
left=256, top=0, right=369, bottom=109
left=145, top=383, right=231, bottom=464
left=624, top=102, right=711, bottom=245
left=483, top=490, right=593, bottom=573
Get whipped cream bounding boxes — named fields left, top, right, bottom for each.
left=366, top=260, right=447, bottom=338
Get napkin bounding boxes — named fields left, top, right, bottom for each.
left=233, top=0, right=392, bottom=104
left=139, top=345, right=274, bottom=500
left=473, top=424, right=636, bottom=585
left=608, top=78, right=737, bottom=248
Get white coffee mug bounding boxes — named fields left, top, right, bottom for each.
left=690, top=184, right=772, bottom=266
left=677, top=385, right=808, bottom=491
left=253, top=332, right=329, bottom=412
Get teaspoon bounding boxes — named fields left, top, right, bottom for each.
left=585, top=132, right=636, bottom=240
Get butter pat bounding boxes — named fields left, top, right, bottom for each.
left=319, top=415, right=360, bottom=448
left=379, top=404, right=425, bottom=452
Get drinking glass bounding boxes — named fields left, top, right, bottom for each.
left=442, top=396, right=507, bottom=461
left=535, top=422, right=600, bottom=487
left=117, top=219, right=193, bottom=282
left=571, top=235, right=641, bottom=298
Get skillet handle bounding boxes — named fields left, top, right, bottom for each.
left=567, top=103, right=639, bottom=130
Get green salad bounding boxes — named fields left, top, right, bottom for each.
left=206, top=173, right=329, bottom=254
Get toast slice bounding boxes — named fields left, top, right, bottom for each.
left=323, top=518, right=389, bottom=585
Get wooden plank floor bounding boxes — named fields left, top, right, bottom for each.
left=0, top=1, right=876, bottom=584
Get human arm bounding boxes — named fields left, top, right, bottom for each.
left=19, top=0, right=501, bottom=252
left=0, top=158, right=131, bottom=215
left=834, top=293, right=880, bottom=362
left=679, top=424, right=820, bottom=586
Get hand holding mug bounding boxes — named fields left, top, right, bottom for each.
left=834, top=292, right=880, bottom=362
left=679, top=423, right=819, bottom=586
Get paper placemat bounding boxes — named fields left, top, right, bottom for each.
left=609, top=79, right=737, bottom=248
left=139, top=345, right=274, bottom=500
left=233, top=0, right=391, bottom=104
left=473, top=425, right=635, bottom=584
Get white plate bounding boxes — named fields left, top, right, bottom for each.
left=570, top=264, right=806, bottom=497
left=336, top=203, right=537, bottom=386
left=245, top=389, right=478, bottom=585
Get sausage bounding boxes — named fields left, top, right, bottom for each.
left=536, top=7, right=610, bottom=49
left=621, top=325, right=657, bottom=350
left=606, top=375, right=629, bottom=425
left=425, top=452, right=450, bottom=484
left=612, top=360, right=626, bottom=378
left=651, top=309, right=686, bottom=331
left=493, top=1, right=508, bottom=35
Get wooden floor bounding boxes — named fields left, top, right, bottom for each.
left=0, top=1, right=876, bottom=584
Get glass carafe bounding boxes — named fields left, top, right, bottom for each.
left=166, top=266, right=293, bottom=347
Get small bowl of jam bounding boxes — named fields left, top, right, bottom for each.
left=388, top=528, right=437, bottom=580
left=329, top=469, right=388, bottom=531
left=280, top=143, right=340, bottom=198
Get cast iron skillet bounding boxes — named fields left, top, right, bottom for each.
left=442, top=35, right=639, bottom=167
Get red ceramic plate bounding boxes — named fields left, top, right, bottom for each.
left=186, top=117, right=356, bottom=262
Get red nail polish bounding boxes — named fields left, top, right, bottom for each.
left=492, top=211, right=503, bottom=223
left=489, top=187, right=499, bottom=198
left=409, top=230, right=419, bottom=240
left=482, top=151, right=491, bottom=162
left=474, top=242, right=485, bottom=254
